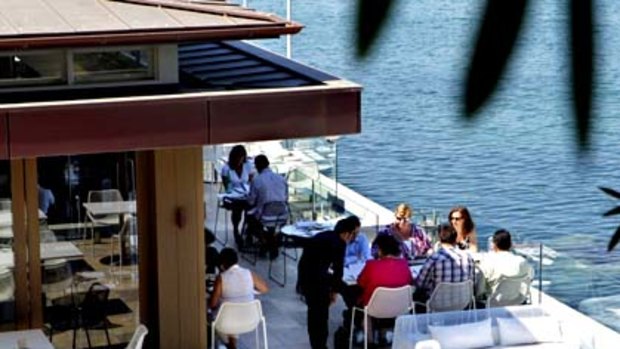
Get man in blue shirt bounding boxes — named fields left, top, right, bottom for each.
left=344, top=220, right=369, bottom=267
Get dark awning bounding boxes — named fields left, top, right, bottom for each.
left=0, top=41, right=361, bottom=158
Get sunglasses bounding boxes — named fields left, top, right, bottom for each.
left=450, top=216, right=464, bottom=221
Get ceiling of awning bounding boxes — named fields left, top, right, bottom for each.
left=0, top=41, right=361, bottom=158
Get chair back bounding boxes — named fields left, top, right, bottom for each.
left=42, top=259, right=73, bottom=294
left=366, top=285, right=412, bottom=319
left=80, top=282, right=110, bottom=327
left=487, top=275, right=531, bottom=307
left=126, top=324, right=149, bottom=349
left=427, top=280, right=474, bottom=313
left=213, top=300, right=264, bottom=336
left=259, top=202, right=289, bottom=230
left=87, top=189, right=124, bottom=220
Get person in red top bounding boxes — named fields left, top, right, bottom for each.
left=357, top=234, right=413, bottom=305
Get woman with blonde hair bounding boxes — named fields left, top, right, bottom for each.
left=371, top=203, right=432, bottom=260
left=448, top=206, right=478, bottom=252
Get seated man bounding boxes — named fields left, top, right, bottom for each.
left=478, top=229, right=534, bottom=299
left=344, top=216, right=370, bottom=267
left=245, top=155, right=288, bottom=258
left=414, top=223, right=474, bottom=311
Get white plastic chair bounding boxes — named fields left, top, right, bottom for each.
left=126, top=324, right=148, bottom=349
left=84, top=189, right=124, bottom=255
left=486, top=275, right=532, bottom=308
left=111, top=214, right=136, bottom=281
left=349, top=285, right=413, bottom=349
left=425, top=280, right=475, bottom=313
left=211, top=300, right=268, bottom=349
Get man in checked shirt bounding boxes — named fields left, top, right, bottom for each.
left=413, top=222, right=474, bottom=312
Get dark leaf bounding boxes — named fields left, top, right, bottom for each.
left=464, top=0, right=529, bottom=115
left=356, top=0, right=396, bottom=57
left=599, top=187, right=620, bottom=200
left=608, top=225, right=620, bottom=252
left=570, top=0, right=595, bottom=149
left=603, top=206, right=620, bottom=217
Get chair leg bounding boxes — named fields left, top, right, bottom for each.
left=85, top=328, right=92, bottom=349
left=262, top=318, right=268, bottom=349
left=349, top=308, right=357, bottom=349
left=72, top=327, right=77, bottom=349
left=268, top=245, right=285, bottom=287
left=364, top=312, right=368, bottom=349
left=104, top=323, right=112, bottom=347
left=211, top=324, right=216, bottom=349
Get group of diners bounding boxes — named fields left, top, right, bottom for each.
left=296, top=205, right=534, bottom=349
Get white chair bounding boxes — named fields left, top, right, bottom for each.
left=349, top=285, right=413, bottom=349
left=84, top=189, right=123, bottom=255
left=111, top=214, right=136, bottom=281
left=425, top=280, right=475, bottom=313
left=486, top=275, right=532, bottom=308
left=126, top=324, right=148, bottom=349
left=211, top=300, right=268, bottom=349
left=41, top=258, right=73, bottom=296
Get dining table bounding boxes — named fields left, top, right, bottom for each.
left=0, top=241, right=84, bottom=269
left=0, top=329, right=54, bottom=349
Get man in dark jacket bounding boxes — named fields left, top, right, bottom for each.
left=297, top=216, right=360, bottom=349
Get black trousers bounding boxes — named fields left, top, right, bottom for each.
left=305, top=289, right=330, bottom=349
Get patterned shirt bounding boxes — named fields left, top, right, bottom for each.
left=372, top=224, right=432, bottom=260
left=415, top=245, right=474, bottom=297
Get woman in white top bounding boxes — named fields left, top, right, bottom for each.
left=220, top=145, right=255, bottom=248
left=209, top=248, right=268, bottom=349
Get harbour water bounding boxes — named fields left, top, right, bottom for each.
left=254, top=0, right=620, bottom=330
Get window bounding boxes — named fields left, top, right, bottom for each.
left=0, top=51, right=65, bottom=87
left=73, top=48, right=155, bottom=84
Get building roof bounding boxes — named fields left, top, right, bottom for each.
left=0, top=41, right=361, bottom=158
left=0, top=0, right=302, bottom=50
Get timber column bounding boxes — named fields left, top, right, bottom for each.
left=136, top=147, right=206, bottom=349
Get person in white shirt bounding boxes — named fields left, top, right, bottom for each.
left=209, top=248, right=268, bottom=349
left=246, top=155, right=288, bottom=259
left=478, top=229, right=534, bottom=299
left=220, top=145, right=255, bottom=248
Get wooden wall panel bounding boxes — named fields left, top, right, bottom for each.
left=138, top=147, right=206, bottom=349
left=10, top=160, right=28, bottom=329
left=24, top=159, right=41, bottom=327
left=0, top=112, right=8, bottom=160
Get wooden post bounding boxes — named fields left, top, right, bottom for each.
left=137, top=147, right=206, bottom=349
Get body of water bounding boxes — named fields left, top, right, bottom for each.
left=254, top=0, right=620, bottom=329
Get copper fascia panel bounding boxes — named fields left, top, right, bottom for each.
left=7, top=99, right=208, bottom=158
left=0, top=25, right=303, bottom=50
left=208, top=85, right=361, bottom=144
left=2, top=83, right=361, bottom=158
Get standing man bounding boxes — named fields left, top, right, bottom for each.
left=297, top=217, right=359, bottom=349
left=246, top=154, right=288, bottom=258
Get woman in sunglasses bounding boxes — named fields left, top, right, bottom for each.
left=371, top=203, right=432, bottom=260
left=448, top=206, right=478, bottom=252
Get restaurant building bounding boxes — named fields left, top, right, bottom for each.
left=0, top=0, right=361, bottom=347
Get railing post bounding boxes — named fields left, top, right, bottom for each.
left=538, top=243, right=543, bottom=304
left=286, top=0, right=292, bottom=58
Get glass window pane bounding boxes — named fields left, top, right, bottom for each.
left=73, top=49, right=154, bottom=84
left=38, top=152, right=139, bottom=348
left=0, top=161, right=14, bottom=331
left=0, top=51, right=65, bottom=88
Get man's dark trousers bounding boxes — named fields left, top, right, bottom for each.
left=305, top=289, right=330, bottom=349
